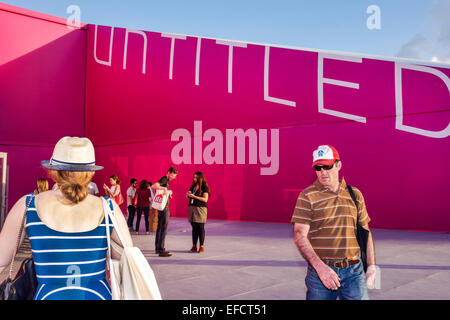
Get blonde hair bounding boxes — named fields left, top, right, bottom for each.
left=49, top=170, right=95, bottom=204
left=36, top=178, right=49, bottom=193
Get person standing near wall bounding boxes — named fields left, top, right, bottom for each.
left=103, top=175, right=123, bottom=206
left=87, top=181, right=99, bottom=196
left=135, top=179, right=151, bottom=235
left=152, top=167, right=178, bottom=257
left=292, top=145, right=377, bottom=300
left=126, top=178, right=138, bottom=231
left=33, top=178, right=49, bottom=195
left=186, top=172, right=209, bottom=253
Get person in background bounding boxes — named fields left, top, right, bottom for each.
left=151, top=167, right=178, bottom=257
left=87, top=181, right=99, bottom=196
left=33, top=178, right=49, bottom=195
left=103, top=175, right=122, bottom=205
left=135, top=179, right=152, bottom=235
left=186, top=172, right=209, bottom=253
left=126, top=178, right=138, bottom=231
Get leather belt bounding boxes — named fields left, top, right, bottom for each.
left=321, top=258, right=360, bottom=269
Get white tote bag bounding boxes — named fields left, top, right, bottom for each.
left=151, top=189, right=169, bottom=211
left=103, top=198, right=162, bottom=300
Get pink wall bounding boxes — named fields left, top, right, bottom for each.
left=0, top=4, right=87, bottom=207
left=86, top=25, right=450, bottom=231
left=2, top=4, right=449, bottom=231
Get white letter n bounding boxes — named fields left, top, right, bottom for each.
left=123, top=29, right=148, bottom=74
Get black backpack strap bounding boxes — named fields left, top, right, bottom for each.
left=346, top=185, right=359, bottom=221
left=347, top=185, right=369, bottom=272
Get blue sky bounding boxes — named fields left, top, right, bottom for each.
left=3, top=0, right=450, bottom=63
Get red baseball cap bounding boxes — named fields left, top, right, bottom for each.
left=312, top=145, right=340, bottom=167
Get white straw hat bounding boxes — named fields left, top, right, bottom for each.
left=41, top=137, right=104, bottom=171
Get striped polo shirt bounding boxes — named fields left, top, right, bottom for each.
left=291, top=178, right=370, bottom=260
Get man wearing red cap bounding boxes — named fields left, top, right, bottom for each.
left=292, top=145, right=377, bottom=300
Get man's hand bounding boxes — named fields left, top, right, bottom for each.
left=366, top=265, right=377, bottom=289
left=315, top=263, right=341, bottom=290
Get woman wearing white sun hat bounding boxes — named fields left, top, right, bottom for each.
left=0, top=136, right=133, bottom=300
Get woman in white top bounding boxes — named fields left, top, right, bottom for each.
left=103, top=175, right=122, bottom=205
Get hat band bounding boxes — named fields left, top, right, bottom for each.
left=49, top=158, right=97, bottom=166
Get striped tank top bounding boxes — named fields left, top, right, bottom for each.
left=25, top=194, right=114, bottom=300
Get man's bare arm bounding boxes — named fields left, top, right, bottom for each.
left=361, top=225, right=377, bottom=287
left=151, top=182, right=167, bottom=192
left=293, top=223, right=341, bottom=290
left=362, top=225, right=376, bottom=266
left=293, top=223, right=323, bottom=269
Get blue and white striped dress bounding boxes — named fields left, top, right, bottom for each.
left=25, top=194, right=114, bottom=300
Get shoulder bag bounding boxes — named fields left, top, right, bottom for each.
left=151, top=189, right=169, bottom=211
left=114, top=192, right=124, bottom=206
left=347, top=185, right=369, bottom=272
left=102, top=197, right=162, bottom=300
left=0, top=195, right=38, bottom=300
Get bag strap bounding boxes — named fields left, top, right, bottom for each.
left=346, top=185, right=359, bottom=224
left=8, top=195, right=34, bottom=279
left=102, top=197, right=126, bottom=254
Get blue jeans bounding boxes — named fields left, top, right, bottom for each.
left=305, top=261, right=369, bottom=300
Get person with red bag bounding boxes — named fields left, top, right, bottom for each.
left=103, top=175, right=123, bottom=206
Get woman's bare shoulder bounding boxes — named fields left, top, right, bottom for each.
left=35, top=191, right=104, bottom=215
left=8, top=194, right=29, bottom=215
left=35, top=192, right=105, bottom=232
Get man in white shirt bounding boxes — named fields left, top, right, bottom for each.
left=127, top=178, right=138, bottom=231
left=87, top=181, right=99, bottom=196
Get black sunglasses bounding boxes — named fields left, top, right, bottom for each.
left=313, top=160, right=338, bottom=171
